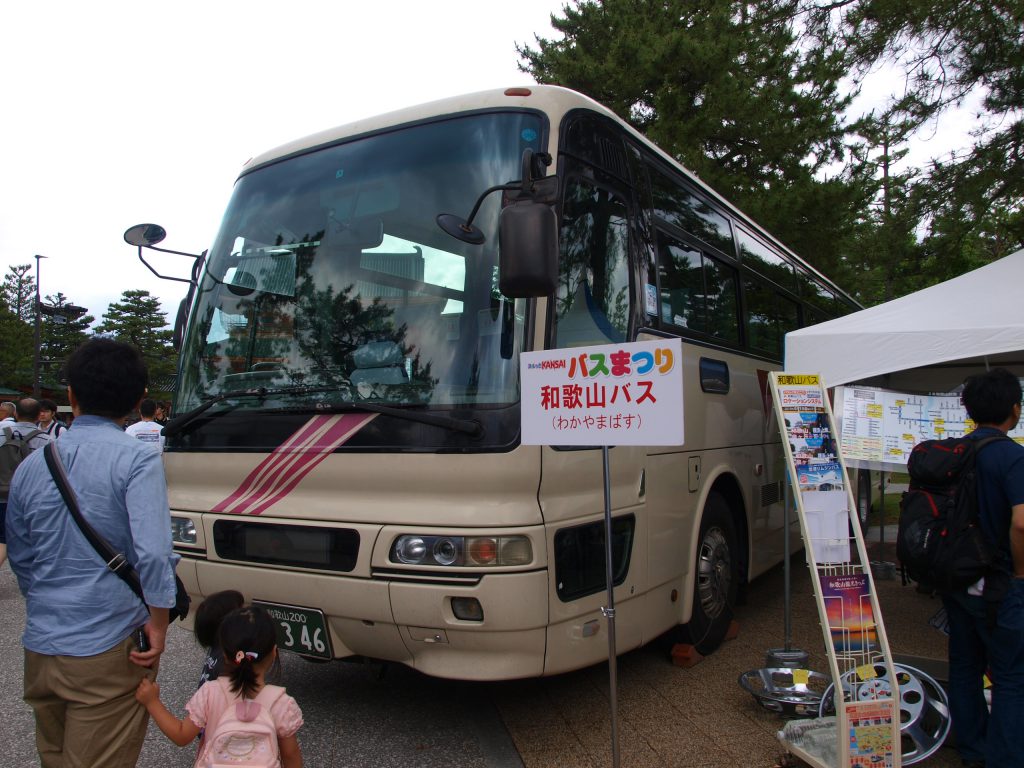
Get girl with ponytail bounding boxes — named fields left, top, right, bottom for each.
left=137, top=604, right=303, bottom=767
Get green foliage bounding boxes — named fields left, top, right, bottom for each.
left=95, top=289, right=177, bottom=390
left=520, top=0, right=1024, bottom=306
left=1, top=264, right=36, bottom=322
left=0, top=302, right=33, bottom=390
left=804, top=0, right=1024, bottom=287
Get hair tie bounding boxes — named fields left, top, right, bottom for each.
left=234, top=650, right=259, bottom=664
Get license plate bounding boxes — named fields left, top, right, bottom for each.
left=253, top=601, right=333, bottom=660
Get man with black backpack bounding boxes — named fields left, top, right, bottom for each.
left=944, top=368, right=1024, bottom=768
left=0, top=398, right=49, bottom=568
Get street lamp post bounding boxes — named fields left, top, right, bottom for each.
left=32, top=254, right=47, bottom=398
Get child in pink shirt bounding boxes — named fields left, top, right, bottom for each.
left=137, top=604, right=303, bottom=767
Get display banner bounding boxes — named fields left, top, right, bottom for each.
left=771, top=373, right=900, bottom=768
left=520, top=339, right=684, bottom=446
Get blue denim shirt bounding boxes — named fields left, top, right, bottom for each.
left=6, top=415, right=179, bottom=656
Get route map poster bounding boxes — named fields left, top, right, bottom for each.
left=836, top=385, right=1024, bottom=469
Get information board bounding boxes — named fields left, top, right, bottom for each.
left=836, top=385, right=1024, bottom=470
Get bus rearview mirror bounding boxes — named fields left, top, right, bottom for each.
left=498, top=200, right=558, bottom=298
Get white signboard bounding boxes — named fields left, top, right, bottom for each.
left=520, top=339, right=684, bottom=446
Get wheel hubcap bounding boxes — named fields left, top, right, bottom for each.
left=697, top=526, right=731, bottom=618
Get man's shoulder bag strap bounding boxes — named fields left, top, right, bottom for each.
left=42, top=442, right=146, bottom=603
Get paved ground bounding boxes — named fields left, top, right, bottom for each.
left=489, top=525, right=961, bottom=768
left=0, top=522, right=964, bottom=767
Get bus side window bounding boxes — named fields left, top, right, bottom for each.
left=744, top=278, right=800, bottom=360
left=656, top=231, right=739, bottom=343
left=555, top=179, right=631, bottom=348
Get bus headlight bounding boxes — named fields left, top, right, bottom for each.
left=170, top=516, right=197, bottom=545
left=394, top=536, right=428, bottom=564
left=390, top=535, right=532, bottom=567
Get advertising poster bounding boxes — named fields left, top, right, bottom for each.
left=822, top=573, right=877, bottom=654
left=795, top=461, right=843, bottom=491
left=789, top=436, right=838, bottom=463
left=519, top=339, right=684, bottom=446
left=845, top=699, right=897, bottom=767
left=776, top=374, right=825, bottom=412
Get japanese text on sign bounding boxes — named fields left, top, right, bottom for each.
left=520, top=339, right=684, bottom=446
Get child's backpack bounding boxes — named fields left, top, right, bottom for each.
left=0, top=427, right=42, bottom=498
left=199, top=681, right=286, bottom=768
left=896, top=434, right=1008, bottom=593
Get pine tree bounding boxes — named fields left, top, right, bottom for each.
left=1, top=264, right=36, bottom=321
left=517, top=0, right=869, bottom=280
left=804, top=0, right=1024, bottom=281
left=95, top=290, right=177, bottom=388
left=0, top=302, right=33, bottom=390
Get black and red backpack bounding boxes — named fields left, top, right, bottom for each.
left=896, top=434, right=1008, bottom=593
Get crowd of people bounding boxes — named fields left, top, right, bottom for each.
left=0, top=340, right=303, bottom=767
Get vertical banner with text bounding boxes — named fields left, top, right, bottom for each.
left=520, top=339, right=684, bottom=446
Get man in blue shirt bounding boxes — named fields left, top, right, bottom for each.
left=5, top=339, right=179, bottom=768
left=943, top=367, right=1024, bottom=768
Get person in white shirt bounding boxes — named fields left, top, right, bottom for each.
left=37, top=398, right=68, bottom=438
left=125, top=398, right=165, bottom=452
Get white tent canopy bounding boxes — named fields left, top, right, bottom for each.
left=785, top=249, right=1024, bottom=392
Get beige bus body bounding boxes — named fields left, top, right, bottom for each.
left=165, top=86, right=842, bottom=680
left=168, top=340, right=791, bottom=679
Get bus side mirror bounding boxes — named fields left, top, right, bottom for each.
left=498, top=199, right=558, bottom=298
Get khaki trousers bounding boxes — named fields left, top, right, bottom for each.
left=24, top=636, right=153, bottom=768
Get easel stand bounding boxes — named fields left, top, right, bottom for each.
left=770, top=374, right=902, bottom=768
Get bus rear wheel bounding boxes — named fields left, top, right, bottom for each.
left=674, top=493, right=738, bottom=655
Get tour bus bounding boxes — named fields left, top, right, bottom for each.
left=130, top=85, right=861, bottom=680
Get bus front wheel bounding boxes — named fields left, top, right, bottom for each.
left=674, top=492, right=738, bottom=655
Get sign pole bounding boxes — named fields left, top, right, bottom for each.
left=601, top=444, right=621, bottom=768
left=519, top=338, right=685, bottom=768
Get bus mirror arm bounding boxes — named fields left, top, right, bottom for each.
left=436, top=150, right=557, bottom=246
left=436, top=183, right=521, bottom=245
left=123, top=223, right=205, bottom=287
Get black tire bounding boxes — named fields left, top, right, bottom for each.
left=673, top=492, right=739, bottom=655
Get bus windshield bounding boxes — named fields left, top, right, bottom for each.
left=177, top=111, right=544, bottom=426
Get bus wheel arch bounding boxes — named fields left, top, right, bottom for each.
left=673, top=477, right=747, bottom=655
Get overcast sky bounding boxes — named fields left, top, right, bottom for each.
left=1, top=1, right=978, bottom=327
left=0, top=1, right=565, bottom=322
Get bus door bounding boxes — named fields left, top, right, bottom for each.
left=538, top=172, right=649, bottom=674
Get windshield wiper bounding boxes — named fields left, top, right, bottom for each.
left=163, top=386, right=483, bottom=439
left=162, top=385, right=344, bottom=438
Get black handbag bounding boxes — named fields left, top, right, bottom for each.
left=43, top=442, right=190, bottom=622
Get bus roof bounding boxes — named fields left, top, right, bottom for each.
left=241, top=84, right=855, bottom=306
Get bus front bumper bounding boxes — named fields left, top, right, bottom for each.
left=183, top=558, right=548, bottom=680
